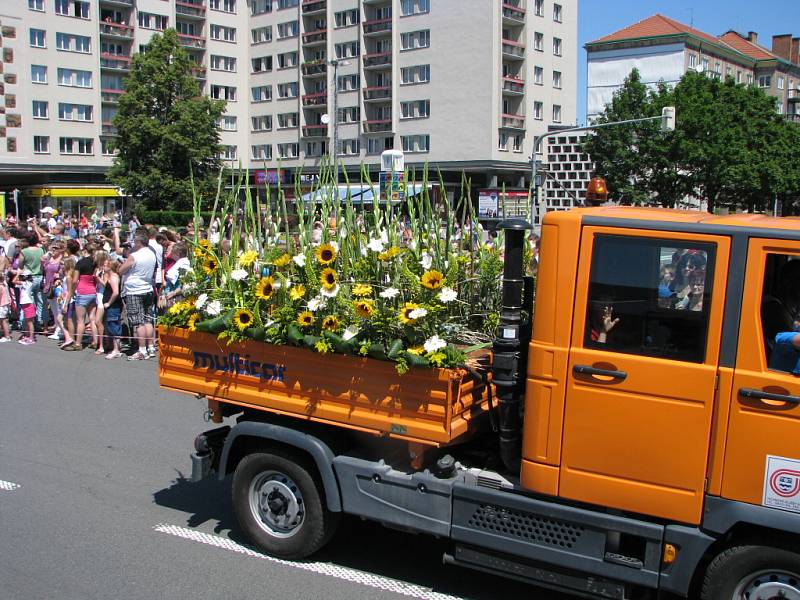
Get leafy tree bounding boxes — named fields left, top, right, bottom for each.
left=109, top=29, right=225, bottom=211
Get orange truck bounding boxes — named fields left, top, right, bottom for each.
left=163, top=207, right=800, bottom=600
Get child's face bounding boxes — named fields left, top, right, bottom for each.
left=662, top=268, right=675, bottom=283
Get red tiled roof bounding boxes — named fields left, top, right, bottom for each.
left=589, top=13, right=722, bottom=46
left=718, top=31, right=778, bottom=60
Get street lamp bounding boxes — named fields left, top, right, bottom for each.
left=326, top=59, right=351, bottom=184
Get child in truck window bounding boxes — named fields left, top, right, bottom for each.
left=675, top=270, right=706, bottom=311
left=768, top=331, right=800, bottom=375
left=590, top=305, right=619, bottom=344
left=658, top=264, right=676, bottom=308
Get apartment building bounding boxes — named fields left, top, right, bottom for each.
left=585, top=14, right=800, bottom=122
left=0, top=0, right=577, bottom=214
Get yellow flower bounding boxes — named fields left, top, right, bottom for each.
left=198, top=239, right=211, bottom=249
left=320, top=267, right=338, bottom=290
left=421, top=270, right=445, bottom=290
left=354, top=300, right=375, bottom=319
left=297, top=311, right=315, bottom=327
left=238, top=250, right=259, bottom=268
left=321, top=315, right=340, bottom=332
left=428, top=351, right=446, bottom=367
left=255, top=276, right=276, bottom=301
left=399, top=302, right=421, bottom=325
left=194, top=247, right=207, bottom=259
left=187, top=313, right=200, bottom=332
left=378, top=246, right=402, bottom=262
left=272, top=253, right=291, bottom=268
left=289, top=284, right=306, bottom=301
left=316, top=243, right=337, bottom=265
left=351, top=283, right=372, bottom=297
left=315, top=339, right=332, bottom=354
left=233, top=308, right=254, bottom=331
left=407, top=346, right=425, bottom=356
left=202, top=256, right=219, bottom=275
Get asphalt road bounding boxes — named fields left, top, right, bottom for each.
left=0, top=339, right=576, bottom=600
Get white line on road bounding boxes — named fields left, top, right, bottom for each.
left=0, top=480, right=20, bottom=491
left=154, top=523, right=464, bottom=600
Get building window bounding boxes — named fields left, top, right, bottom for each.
left=277, top=143, right=299, bottom=158
left=337, top=74, right=359, bottom=92
left=251, top=56, right=272, bottom=73
left=28, top=0, right=45, bottom=11
left=335, top=41, right=360, bottom=59
left=534, top=32, right=544, bottom=51
left=759, top=75, right=772, bottom=88
left=217, top=115, right=237, bottom=131
left=338, top=139, right=359, bottom=156
left=553, top=37, right=562, bottom=56
left=56, top=32, right=91, bottom=53
left=688, top=53, right=697, bottom=69
left=701, top=58, right=709, bottom=73
left=400, top=30, right=430, bottom=50
left=366, top=137, right=393, bottom=154
left=58, top=103, right=93, bottom=121
left=211, top=85, right=237, bottom=101
left=30, top=28, right=46, bottom=48
left=277, top=82, right=298, bottom=99
left=400, top=0, right=429, bottom=16
left=138, top=12, right=168, bottom=30
left=209, top=0, right=236, bottom=13
left=31, top=65, right=48, bottom=84
left=305, top=141, right=326, bottom=157
left=401, top=64, right=430, bottom=85
left=513, top=134, right=523, bottom=152
left=553, top=104, right=562, bottom=123
left=56, top=0, right=89, bottom=18
left=533, top=101, right=543, bottom=120
left=400, top=99, right=430, bottom=119
left=277, top=0, right=298, bottom=8
left=59, top=137, right=93, bottom=155
left=778, top=76, right=785, bottom=90
left=220, top=145, right=237, bottom=160
left=336, top=106, right=360, bottom=123
left=334, top=9, right=359, bottom=28
left=251, top=85, right=272, bottom=103
left=101, top=138, right=116, bottom=156
left=535, top=0, right=544, bottom=16
left=498, top=132, right=508, bottom=151
left=553, top=70, right=562, bottom=88
left=401, top=134, right=429, bottom=153
left=553, top=3, right=562, bottom=22
left=211, top=55, right=237, bottom=72
left=251, top=115, right=272, bottom=131
left=277, top=51, right=298, bottom=69
left=33, top=135, right=50, bottom=153
left=736, top=70, right=742, bottom=83
left=534, top=66, right=543, bottom=85
left=251, top=0, right=271, bottom=15
left=277, top=112, right=299, bottom=128
left=210, top=24, right=237, bottom=42
left=277, top=21, right=299, bottom=39
left=252, top=26, right=271, bottom=44
left=57, top=68, right=92, bottom=88
left=251, top=144, right=272, bottom=160
left=747, top=73, right=754, bottom=85
left=32, top=101, right=49, bottom=119
left=726, top=66, right=732, bottom=78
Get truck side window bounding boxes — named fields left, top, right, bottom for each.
left=585, top=235, right=716, bottom=363
left=761, top=254, right=800, bottom=372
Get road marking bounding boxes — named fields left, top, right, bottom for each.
left=154, top=523, right=463, bottom=600
left=0, top=480, right=20, bottom=491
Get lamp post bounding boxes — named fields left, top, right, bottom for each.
left=327, top=59, right=351, bottom=183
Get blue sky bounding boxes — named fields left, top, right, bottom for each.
left=576, top=0, right=799, bottom=123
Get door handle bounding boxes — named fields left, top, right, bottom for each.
left=739, top=388, right=800, bottom=405
left=573, top=364, right=627, bottom=381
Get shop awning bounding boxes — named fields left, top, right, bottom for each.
left=27, top=187, right=123, bottom=198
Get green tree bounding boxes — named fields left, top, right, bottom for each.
left=109, top=29, right=225, bottom=211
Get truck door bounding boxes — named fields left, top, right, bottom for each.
left=560, top=228, right=730, bottom=524
left=723, top=240, right=800, bottom=511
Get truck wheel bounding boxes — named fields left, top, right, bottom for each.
left=232, top=451, right=338, bottom=559
left=701, top=544, right=800, bottom=600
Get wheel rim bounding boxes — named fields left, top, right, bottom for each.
left=732, top=569, right=800, bottom=600
left=247, top=470, right=305, bottom=539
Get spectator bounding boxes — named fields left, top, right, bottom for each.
left=119, top=232, right=157, bottom=360
left=63, top=245, right=98, bottom=351
left=100, top=256, right=123, bottom=359
left=20, top=231, right=46, bottom=333
left=0, top=253, right=11, bottom=342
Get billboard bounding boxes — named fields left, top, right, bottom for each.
left=478, top=189, right=529, bottom=219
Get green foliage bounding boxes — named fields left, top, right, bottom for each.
left=108, top=29, right=225, bottom=212
left=585, top=69, right=800, bottom=212
left=137, top=210, right=213, bottom=227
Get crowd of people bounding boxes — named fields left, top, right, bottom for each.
left=0, top=209, right=191, bottom=360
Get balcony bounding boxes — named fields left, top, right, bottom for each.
left=302, top=29, right=327, bottom=46
left=500, top=113, right=525, bottom=129
left=302, top=91, right=327, bottom=107
left=301, top=0, right=326, bottom=15
left=501, top=39, right=525, bottom=59
left=99, top=22, right=134, bottom=39
left=502, top=76, right=525, bottom=95
left=363, top=119, right=392, bottom=134
left=502, top=3, right=525, bottom=25
left=99, top=0, right=133, bottom=6
left=301, top=60, right=327, bottom=77
left=178, top=33, right=207, bottom=50
left=100, top=53, right=131, bottom=71
left=101, top=88, right=124, bottom=103
left=176, top=0, right=206, bottom=19
left=363, top=86, right=391, bottom=101
left=363, top=18, right=391, bottom=36
left=191, top=64, right=207, bottom=79
left=102, top=121, right=117, bottom=135
left=363, top=51, right=392, bottom=69
left=302, top=124, right=328, bottom=137
left=789, top=89, right=800, bottom=101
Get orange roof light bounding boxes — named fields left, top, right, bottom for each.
left=586, top=177, right=609, bottom=206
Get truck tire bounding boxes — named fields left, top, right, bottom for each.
left=700, top=544, right=800, bottom=600
left=232, top=450, right=339, bottom=559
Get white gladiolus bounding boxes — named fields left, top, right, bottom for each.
left=342, top=326, right=359, bottom=341
left=420, top=252, right=433, bottom=270
left=409, top=308, right=428, bottom=320
left=230, top=269, right=248, bottom=281
left=367, top=237, right=385, bottom=253
left=380, top=229, right=389, bottom=244
left=205, top=300, right=222, bottom=316
left=339, top=227, right=348, bottom=239
left=195, top=293, right=208, bottom=310
left=424, top=335, right=447, bottom=354
left=408, top=239, right=417, bottom=250
left=380, top=287, right=400, bottom=299
left=329, top=240, right=340, bottom=251
left=360, top=247, right=368, bottom=257
left=292, top=253, right=306, bottom=267
left=438, top=287, right=458, bottom=303
left=307, top=296, right=326, bottom=312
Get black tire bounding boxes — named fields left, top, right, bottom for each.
left=232, top=450, right=339, bottom=560
left=701, top=543, right=800, bottom=600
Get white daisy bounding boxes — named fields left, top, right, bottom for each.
left=424, top=335, right=447, bottom=354
left=205, top=300, right=222, bottom=316
left=438, top=287, right=458, bottom=303
left=409, top=307, right=428, bottom=320
left=292, top=253, right=307, bottom=267
left=380, top=287, right=400, bottom=299
left=230, top=268, right=248, bottom=281
left=307, top=296, right=326, bottom=312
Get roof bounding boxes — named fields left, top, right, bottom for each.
left=588, top=14, right=722, bottom=46
left=718, top=31, right=781, bottom=61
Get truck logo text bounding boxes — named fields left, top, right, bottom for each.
left=192, top=350, right=286, bottom=382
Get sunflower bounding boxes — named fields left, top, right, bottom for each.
left=238, top=250, right=259, bottom=268
left=321, top=315, right=340, bottom=332
left=255, top=276, right=276, bottom=301
left=320, top=267, right=338, bottom=290
left=354, top=300, right=375, bottom=319
left=198, top=239, right=211, bottom=249
left=399, top=302, right=421, bottom=325
left=187, top=313, right=200, bottom=332
left=272, top=253, right=291, bottom=268
left=233, top=308, right=254, bottom=331
left=378, top=246, right=402, bottom=262
left=289, top=284, right=306, bottom=301
left=421, top=270, right=445, bottom=290
left=351, top=283, right=372, bottom=297
left=316, top=243, right=337, bottom=265
left=297, top=310, right=315, bottom=328
left=202, top=256, right=219, bottom=275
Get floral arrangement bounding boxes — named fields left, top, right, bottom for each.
left=160, top=166, right=507, bottom=374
